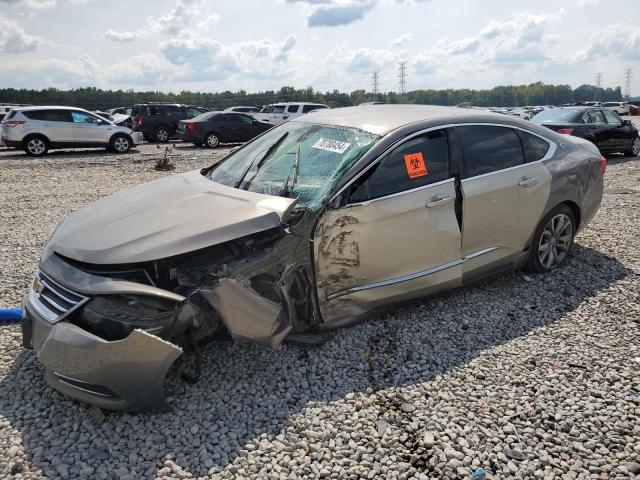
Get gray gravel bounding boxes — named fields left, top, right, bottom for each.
left=0, top=143, right=639, bottom=479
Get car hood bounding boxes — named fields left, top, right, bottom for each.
left=49, top=170, right=296, bottom=264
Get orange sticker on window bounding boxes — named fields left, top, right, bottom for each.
left=403, top=152, right=428, bottom=178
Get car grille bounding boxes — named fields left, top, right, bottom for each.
left=29, top=270, right=89, bottom=323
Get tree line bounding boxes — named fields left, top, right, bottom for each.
left=0, top=82, right=622, bottom=111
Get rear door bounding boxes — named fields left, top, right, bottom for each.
left=314, top=128, right=462, bottom=323
left=31, top=110, right=75, bottom=143
left=601, top=109, right=631, bottom=150
left=457, top=125, right=552, bottom=278
left=217, top=114, right=240, bottom=141
left=283, top=104, right=300, bottom=121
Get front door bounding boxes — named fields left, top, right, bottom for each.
left=602, top=109, right=631, bottom=150
left=314, top=129, right=462, bottom=324
left=456, top=125, right=552, bottom=277
left=71, top=111, right=111, bottom=144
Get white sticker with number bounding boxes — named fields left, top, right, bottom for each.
left=311, top=138, right=351, bottom=154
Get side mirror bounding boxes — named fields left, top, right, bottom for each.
left=622, top=119, right=631, bottom=126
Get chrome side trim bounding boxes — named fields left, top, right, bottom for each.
left=333, top=122, right=557, bottom=203
left=346, top=178, right=454, bottom=208
left=326, top=246, right=498, bottom=300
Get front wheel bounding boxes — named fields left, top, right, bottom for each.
left=110, top=134, right=132, bottom=153
left=524, top=205, right=576, bottom=273
left=205, top=133, right=220, bottom=148
left=624, top=137, right=640, bottom=157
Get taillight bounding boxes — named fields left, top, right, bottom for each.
left=3, top=120, right=25, bottom=127
left=600, top=155, right=607, bottom=175
left=135, top=115, right=143, bottom=126
left=556, top=128, right=573, bottom=135
left=187, top=122, right=194, bottom=133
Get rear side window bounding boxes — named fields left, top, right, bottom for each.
left=302, top=104, right=319, bottom=113
left=287, top=105, right=299, bottom=113
left=5, top=111, right=15, bottom=120
left=583, top=110, right=605, bottom=124
left=458, top=126, right=524, bottom=178
left=517, top=131, right=550, bottom=163
left=24, top=110, right=72, bottom=122
left=350, top=129, right=450, bottom=203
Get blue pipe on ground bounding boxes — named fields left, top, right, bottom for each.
left=0, top=308, right=22, bottom=323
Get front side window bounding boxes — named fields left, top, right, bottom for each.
left=71, top=111, right=100, bottom=124
left=458, top=126, right=524, bottom=178
left=349, top=129, right=450, bottom=203
left=272, top=106, right=286, bottom=114
left=207, top=122, right=378, bottom=208
left=583, top=110, right=606, bottom=124
left=602, top=109, right=622, bottom=126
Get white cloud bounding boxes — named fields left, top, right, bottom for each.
left=109, top=53, right=176, bottom=85
left=103, top=0, right=219, bottom=42
left=391, top=32, right=411, bottom=47
left=159, top=34, right=298, bottom=81
left=0, top=54, right=99, bottom=88
left=0, top=16, right=42, bottom=53
left=287, top=0, right=377, bottom=27
left=573, top=24, right=640, bottom=62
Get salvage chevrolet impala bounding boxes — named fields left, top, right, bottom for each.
left=21, top=105, right=604, bottom=411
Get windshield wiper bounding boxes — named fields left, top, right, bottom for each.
left=279, top=144, right=301, bottom=198
left=234, top=132, right=289, bottom=189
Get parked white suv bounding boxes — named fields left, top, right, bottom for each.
left=601, top=102, right=630, bottom=116
left=1, top=106, right=143, bottom=156
left=254, top=102, right=328, bottom=124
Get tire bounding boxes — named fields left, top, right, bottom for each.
left=153, top=126, right=170, bottom=143
left=109, top=134, right=132, bottom=153
left=204, top=133, right=220, bottom=148
left=23, top=136, right=49, bottom=157
left=624, top=137, right=640, bottom=157
left=524, top=205, right=576, bottom=273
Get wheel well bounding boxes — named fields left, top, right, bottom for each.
left=560, top=200, right=581, bottom=230
left=109, top=132, right=131, bottom=143
left=23, top=133, right=50, bottom=145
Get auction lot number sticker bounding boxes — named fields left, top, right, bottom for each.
left=312, top=138, right=351, bottom=154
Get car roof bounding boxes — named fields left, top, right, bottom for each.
left=13, top=106, right=89, bottom=112
left=291, top=104, right=541, bottom=136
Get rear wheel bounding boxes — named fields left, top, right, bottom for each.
left=23, top=136, right=49, bottom=157
left=205, top=133, right=220, bottom=148
left=624, top=137, right=640, bottom=157
left=153, top=127, right=170, bottom=143
left=524, top=205, right=576, bottom=273
left=110, top=134, right=132, bottom=153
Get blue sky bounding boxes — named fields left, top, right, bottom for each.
left=0, top=0, right=638, bottom=94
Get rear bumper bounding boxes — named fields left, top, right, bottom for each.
left=2, top=138, right=21, bottom=148
left=22, top=287, right=183, bottom=412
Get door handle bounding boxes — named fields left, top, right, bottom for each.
left=518, top=176, right=538, bottom=187
left=426, top=195, right=453, bottom=208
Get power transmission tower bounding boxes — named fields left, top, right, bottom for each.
left=371, top=71, right=380, bottom=95
left=594, top=72, right=604, bottom=88
left=623, top=68, right=633, bottom=99
left=398, top=61, right=407, bottom=94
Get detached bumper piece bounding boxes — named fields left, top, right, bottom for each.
left=24, top=303, right=182, bottom=411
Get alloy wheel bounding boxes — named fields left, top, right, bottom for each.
left=538, top=213, right=573, bottom=270
left=206, top=134, right=219, bottom=148
left=632, top=137, right=640, bottom=156
left=114, top=137, right=130, bottom=152
left=156, top=129, right=169, bottom=142
left=28, top=139, right=46, bottom=155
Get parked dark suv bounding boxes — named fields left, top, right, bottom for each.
left=131, top=103, right=208, bottom=143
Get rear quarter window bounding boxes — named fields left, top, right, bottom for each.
left=517, top=131, right=550, bottom=163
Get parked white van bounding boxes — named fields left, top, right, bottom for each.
left=254, top=102, right=328, bottom=124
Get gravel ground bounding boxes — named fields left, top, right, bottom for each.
left=0, top=141, right=638, bottom=480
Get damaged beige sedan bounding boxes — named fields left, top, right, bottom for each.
left=21, top=105, right=604, bottom=411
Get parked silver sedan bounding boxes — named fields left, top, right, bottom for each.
left=21, top=105, right=604, bottom=411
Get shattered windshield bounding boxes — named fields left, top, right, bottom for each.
left=206, top=121, right=379, bottom=208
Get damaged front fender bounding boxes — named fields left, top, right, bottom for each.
left=35, top=320, right=182, bottom=411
